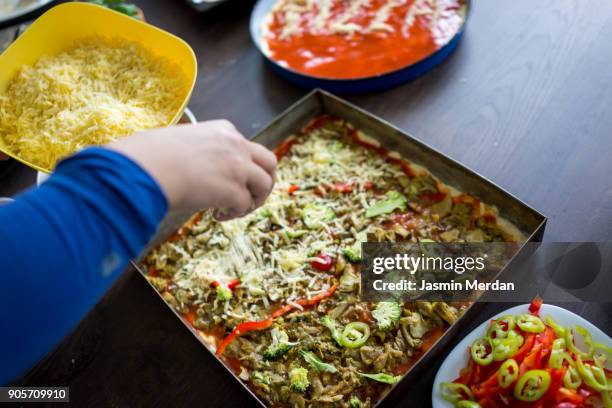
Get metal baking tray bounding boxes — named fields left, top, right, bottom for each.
left=134, top=89, right=547, bottom=407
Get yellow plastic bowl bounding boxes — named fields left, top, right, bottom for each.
left=0, top=2, right=197, bottom=173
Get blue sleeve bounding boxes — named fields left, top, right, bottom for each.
left=0, top=147, right=168, bottom=384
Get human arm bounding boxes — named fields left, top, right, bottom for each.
left=0, top=121, right=276, bottom=384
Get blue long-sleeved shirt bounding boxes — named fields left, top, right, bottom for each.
left=0, top=148, right=168, bottom=384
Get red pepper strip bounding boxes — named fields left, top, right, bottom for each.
left=529, top=297, right=543, bottom=315
left=364, top=181, right=374, bottom=190
left=513, top=334, right=536, bottom=364
left=334, top=183, right=353, bottom=193
left=542, top=368, right=565, bottom=404
left=455, top=354, right=476, bottom=385
left=216, top=319, right=273, bottom=356
left=210, top=279, right=240, bottom=290
left=474, top=369, right=502, bottom=399
left=519, top=344, right=543, bottom=375
left=217, top=282, right=340, bottom=356
left=288, top=184, right=299, bottom=195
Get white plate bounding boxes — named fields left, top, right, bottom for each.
left=432, top=304, right=612, bottom=408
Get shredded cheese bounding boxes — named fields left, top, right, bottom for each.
left=0, top=36, right=187, bottom=170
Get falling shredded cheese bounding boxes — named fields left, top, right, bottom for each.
left=0, top=36, right=188, bottom=170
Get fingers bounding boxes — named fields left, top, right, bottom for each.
left=214, top=186, right=252, bottom=221
left=247, top=163, right=274, bottom=209
left=248, top=141, right=277, bottom=180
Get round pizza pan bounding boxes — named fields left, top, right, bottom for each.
left=250, top=0, right=470, bottom=94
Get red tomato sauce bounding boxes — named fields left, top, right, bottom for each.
left=264, top=0, right=465, bottom=79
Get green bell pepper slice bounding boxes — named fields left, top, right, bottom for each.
left=340, top=322, right=370, bottom=349
left=565, top=325, right=594, bottom=359
left=491, top=332, right=523, bottom=361
left=514, top=370, right=551, bottom=402
left=470, top=338, right=493, bottom=366
left=498, top=359, right=519, bottom=388
left=487, top=315, right=516, bottom=339
left=549, top=338, right=573, bottom=369
left=439, top=382, right=474, bottom=403
left=545, top=315, right=567, bottom=337
left=516, top=314, right=545, bottom=333
left=576, top=356, right=609, bottom=392
left=456, top=401, right=481, bottom=408
left=563, top=365, right=582, bottom=389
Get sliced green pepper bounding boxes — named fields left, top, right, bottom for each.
left=576, top=355, right=608, bottom=392
left=549, top=338, right=572, bottom=369
left=340, top=322, right=370, bottom=349
left=491, top=332, right=523, bottom=361
left=564, top=325, right=594, bottom=359
left=514, top=370, right=551, bottom=402
left=456, top=401, right=481, bottom=408
left=516, top=314, right=545, bottom=333
left=545, top=315, right=567, bottom=337
left=470, top=338, right=493, bottom=366
left=498, top=359, right=519, bottom=388
left=439, top=382, right=474, bottom=403
left=487, top=315, right=516, bottom=339
left=563, top=365, right=582, bottom=389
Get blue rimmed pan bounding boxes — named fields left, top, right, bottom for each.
left=249, top=0, right=470, bottom=94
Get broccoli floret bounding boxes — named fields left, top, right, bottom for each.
left=372, top=301, right=401, bottom=331
left=321, top=316, right=342, bottom=345
left=349, top=396, right=365, bottom=408
left=216, top=284, right=232, bottom=301
left=343, top=231, right=368, bottom=263
left=251, top=370, right=271, bottom=385
left=365, top=191, right=407, bottom=218
left=263, top=328, right=293, bottom=360
left=289, top=366, right=310, bottom=393
left=343, top=246, right=361, bottom=263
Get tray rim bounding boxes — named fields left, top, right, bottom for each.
left=133, top=88, right=547, bottom=407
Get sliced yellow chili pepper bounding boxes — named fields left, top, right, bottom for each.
left=486, top=315, right=515, bottom=339
left=456, top=401, right=481, bottom=408
left=514, top=370, right=551, bottom=402
left=498, top=359, right=519, bottom=388
left=340, top=322, right=370, bottom=349
left=439, top=382, right=474, bottom=403
left=516, top=314, right=545, bottom=333
left=576, top=355, right=609, bottom=392
left=471, top=338, right=493, bottom=366
left=563, top=365, right=582, bottom=389
left=565, top=326, right=594, bottom=359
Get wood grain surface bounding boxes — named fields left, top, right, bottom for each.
left=2, top=0, right=612, bottom=406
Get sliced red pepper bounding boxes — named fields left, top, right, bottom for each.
left=364, top=181, right=374, bottom=190
left=217, top=282, right=340, bottom=355
left=274, top=137, right=297, bottom=159
left=311, top=253, right=334, bottom=272
left=334, top=183, right=353, bottom=193
left=227, top=279, right=240, bottom=290
left=529, top=297, right=543, bottom=315
left=513, top=334, right=536, bottom=364
left=216, top=318, right=272, bottom=356
left=210, top=279, right=240, bottom=290
left=288, top=184, right=299, bottom=195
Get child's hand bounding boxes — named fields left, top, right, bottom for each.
left=108, top=120, right=277, bottom=220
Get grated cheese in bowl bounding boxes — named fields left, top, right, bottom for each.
left=0, top=36, right=188, bottom=171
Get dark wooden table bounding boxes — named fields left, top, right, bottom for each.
left=3, top=0, right=612, bottom=406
